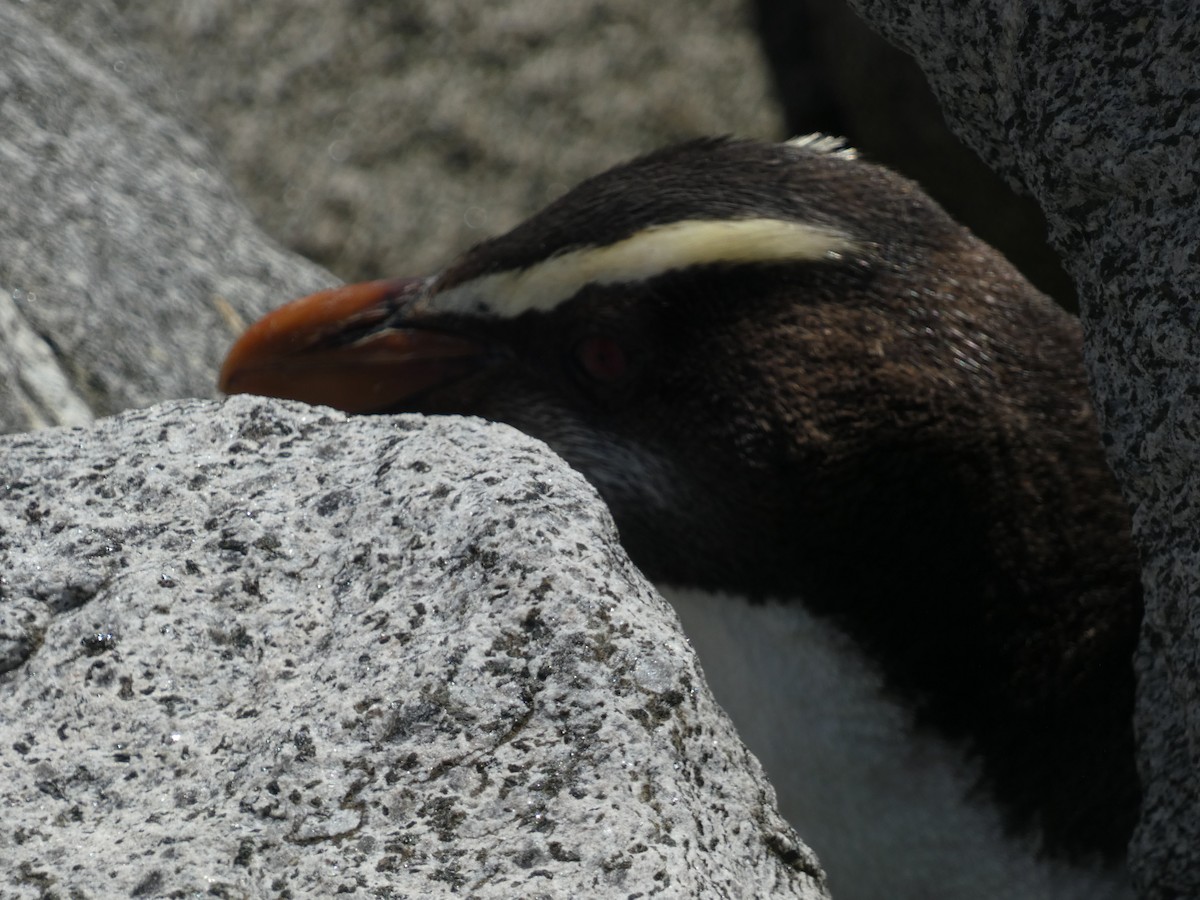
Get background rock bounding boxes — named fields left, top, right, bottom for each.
left=76, top=0, right=782, bottom=282
left=842, top=2, right=1200, bottom=896
left=0, top=4, right=336, bottom=433
left=0, top=396, right=826, bottom=899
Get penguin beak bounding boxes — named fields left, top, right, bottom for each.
left=218, top=278, right=490, bottom=414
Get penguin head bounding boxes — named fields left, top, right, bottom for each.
left=222, top=137, right=1074, bottom=593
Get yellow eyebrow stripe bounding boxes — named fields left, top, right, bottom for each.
left=429, top=217, right=857, bottom=318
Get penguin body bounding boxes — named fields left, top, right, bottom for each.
left=671, top=588, right=1130, bottom=899
left=220, top=137, right=1141, bottom=899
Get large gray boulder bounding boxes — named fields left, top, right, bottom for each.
left=843, top=2, right=1200, bottom=895
left=0, top=3, right=336, bottom=433
left=0, top=397, right=826, bottom=898
left=37, top=0, right=782, bottom=282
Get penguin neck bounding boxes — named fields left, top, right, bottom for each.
left=624, top=411, right=1140, bottom=862
left=661, top=585, right=1134, bottom=900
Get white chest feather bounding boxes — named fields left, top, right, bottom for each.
left=659, top=587, right=1131, bottom=900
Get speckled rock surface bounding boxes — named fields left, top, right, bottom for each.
left=844, top=2, right=1200, bottom=896
left=38, top=0, right=782, bottom=283
left=0, top=4, right=336, bottom=434
left=0, top=396, right=826, bottom=899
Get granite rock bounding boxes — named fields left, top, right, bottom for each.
left=0, top=396, right=826, bottom=899
left=0, top=4, right=336, bottom=433
left=59, top=0, right=782, bottom=282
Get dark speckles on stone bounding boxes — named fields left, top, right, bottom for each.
left=419, top=795, right=466, bottom=842
left=210, top=623, right=254, bottom=657
left=0, top=479, right=33, bottom=500
left=217, top=531, right=248, bottom=554
left=600, top=852, right=633, bottom=878
left=353, top=695, right=382, bottom=714
left=130, top=870, right=164, bottom=897
left=253, top=533, right=282, bottom=554
left=155, top=694, right=186, bottom=717
left=315, top=489, right=351, bottom=517
left=548, top=841, right=581, bottom=862
left=521, top=606, right=549, bottom=640
left=236, top=409, right=295, bottom=442
left=375, top=855, right=400, bottom=873
left=60, top=804, right=84, bottom=824
left=384, top=700, right=442, bottom=743
left=233, top=838, right=255, bottom=867
left=22, top=501, right=47, bottom=525
left=1, top=402, right=817, bottom=895
left=397, top=752, right=421, bottom=773
left=80, top=631, right=117, bottom=657
left=430, top=861, right=467, bottom=888
left=82, top=538, right=123, bottom=559
left=514, top=846, right=547, bottom=868
left=292, top=727, right=316, bottom=762
left=468, top=543, right=500, bottom=570
left=645, top=689, right=685, bottom=723
left=519, top=802, right=554, bottom=834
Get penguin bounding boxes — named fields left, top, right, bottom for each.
left=219, top=137, right=1141, bottom=900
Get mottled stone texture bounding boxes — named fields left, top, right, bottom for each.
left=844, top=2, right=1200, bottom=896
left=0, top=4, right=335, bottom=432
left=0, top=397, right=826, bottom=899
left=39, top=0, right=782, bottom=283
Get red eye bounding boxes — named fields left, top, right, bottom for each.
left=575, top=336, right=628, bottom=382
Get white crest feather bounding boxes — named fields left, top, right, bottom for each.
left=787, top=133, right=859, bottom=160
left=428, top=217, right=857, bottom=318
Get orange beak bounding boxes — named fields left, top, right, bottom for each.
left=219, top=278, right=489, bottom=414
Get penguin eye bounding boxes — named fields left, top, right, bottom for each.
left=574, top=335, right=628, bottom=383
